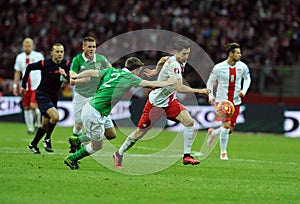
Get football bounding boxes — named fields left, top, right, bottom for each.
left=216, top=100, right=235, bottom=118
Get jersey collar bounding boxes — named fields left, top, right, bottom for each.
left=82, top=53, right=96, bottom=63
left=122, top=67, right=131, bottom=72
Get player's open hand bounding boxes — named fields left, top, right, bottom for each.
left=144, top=68, right=157, bottom=78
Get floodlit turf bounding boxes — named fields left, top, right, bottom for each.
left=0, top=122, right=299, bottom=204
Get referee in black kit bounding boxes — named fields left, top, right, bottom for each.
left=22, top=43, right=71, bottom=154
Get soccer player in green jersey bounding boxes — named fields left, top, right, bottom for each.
left=64, top=57, right=175, bottom=170
left=69, top=36, right=116, bottom=152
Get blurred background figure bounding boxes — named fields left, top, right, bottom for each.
left=13, top=38, right=44, bottom=134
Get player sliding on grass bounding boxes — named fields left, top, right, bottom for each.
left=64, top=57, right=175, bottom=170
left=114, top=39, right=210, bottom=168
left=206, top=42, right=251, bottom=160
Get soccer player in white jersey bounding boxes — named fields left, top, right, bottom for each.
left=13, top=38, right=44, bottom=134
left=113, top=39, right=210, bottom=168
left=206, top=42, right=251, bottom=160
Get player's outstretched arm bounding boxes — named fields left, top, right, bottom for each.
left=71, top=70, right=99, bottom=79
left=138, top=77, right=175, bottom=89
left=69, top=70, right=90, bottom=85
left=175, top=78, right=210, bottom=95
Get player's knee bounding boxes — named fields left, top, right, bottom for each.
left=74, top=123, right=82, bottom=130
left=223, top=122, right=231, bottom=129
left=30, top=103, right=37, bottom=110
left=183, top=119, right=194, bottom=127
left=51, top=115, right=59, bottom=123
left=105, top=134, right=116, bottom=140
left=92, top=141, right=103, bottom=151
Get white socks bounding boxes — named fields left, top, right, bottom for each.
left=24, top=110, right=34, bottom=132
left=211, top=127, right=221, bottom=136
left=118, top=132, right=137, bottom=155
left=34, top=108, right=41, bottom=127
left=85, top=143, right=96, bottom=154
left=183, top=126, right=195, bottom=154
left=220, top=126, right=230, bottom=153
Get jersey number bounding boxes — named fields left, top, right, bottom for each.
left=103, top=72, right=121, bottom=87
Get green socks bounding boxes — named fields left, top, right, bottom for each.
left=69, top=145, right=89, bottom=161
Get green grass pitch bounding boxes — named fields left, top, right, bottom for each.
left=0, top=122, right=299, bottom=204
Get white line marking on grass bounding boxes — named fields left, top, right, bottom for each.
left=231, top=158, right=299, bottom=165
left=3, top=146, right=299, bottom=166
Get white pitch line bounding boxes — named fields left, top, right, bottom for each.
left=231, top=158, right=299, bottom=166
left=2, top=146, right=299, bottom=166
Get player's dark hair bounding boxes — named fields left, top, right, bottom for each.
left=83, top=36, right=96, bottom=44
left=174, top=39, right=190, bottom=51
left=125, top=57, right=144, bottom=71
left=51, top=43, right=64, bottom=51
left=225, top=42, right=240, bottom=55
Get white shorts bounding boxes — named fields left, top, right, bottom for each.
left=73, top=92, right=113, bottom=129
left=73, top=92, right=91, bottom=123
left=81, top=103, right=113, bottom=141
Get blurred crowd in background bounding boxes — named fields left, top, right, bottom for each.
left=0, top=0, right=300, bottom=96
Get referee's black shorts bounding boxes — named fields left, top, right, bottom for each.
left=36, top=91, right=58, bottom=118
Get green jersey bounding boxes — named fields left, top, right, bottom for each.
left=71, top=53, right=110, bottom=97
left=89, top=68, right=143, bottom=116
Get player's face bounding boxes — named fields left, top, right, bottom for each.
left=51, top=45, right=64, bottom=63
left=231, top=48, right=242, bottom=62
left=176, top=48, right=190, bottom=64
left=83, top=41, right=96, bottom=59
left=23, top=42, right=33, bottom=55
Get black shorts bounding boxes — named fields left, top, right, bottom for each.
left=36, top=91, right=58, bottom=118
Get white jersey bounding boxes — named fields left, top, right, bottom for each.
left=149, top=56, right=185, bottom=107
left=207, top=60, right=251, bottom=105
left=14, top=51, right=44, bottom=90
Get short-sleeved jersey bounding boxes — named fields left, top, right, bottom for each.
left=207, top=60, right=251, bottom=105
left=89, top=68, right=142, bottom=116
left=149, top=56, right=185, bottom=107
left=22, top=58, right=71, bottom=97
left=71, top=53, right=111, bottom=97
left=14, top=51, right=44, bottom=90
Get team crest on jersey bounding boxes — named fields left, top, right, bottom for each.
left=237, top=69, right=242, bottom=74
left=174, top=68, right=180, bottom=74
left=95, top=63, right=101, bottom=70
